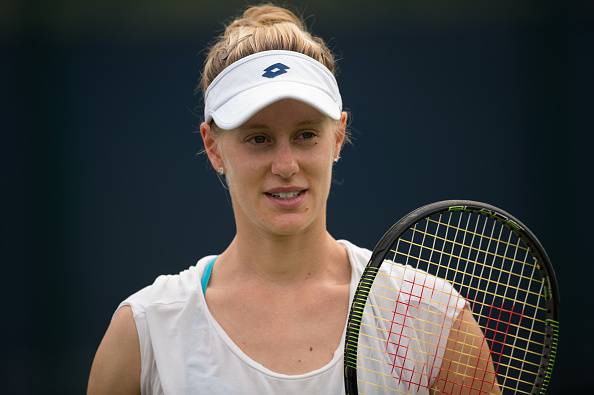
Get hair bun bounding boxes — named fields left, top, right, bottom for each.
left=226, top=4, right=305, bottom=33
left=200, top=4, right=336, bottom=94
left=239, top=4, right=304, bottom=29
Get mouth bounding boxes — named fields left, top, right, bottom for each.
left=264, top=190, right=307, bottom=200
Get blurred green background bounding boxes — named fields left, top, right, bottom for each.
left=3, top=0, right=592, bottom=393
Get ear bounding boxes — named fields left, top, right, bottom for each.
left=334, top=111, right=348, bottom=160
left=200, top=122, right=224, bottom=172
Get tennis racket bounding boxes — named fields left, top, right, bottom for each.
left=344, top=200, right=559, bottom=395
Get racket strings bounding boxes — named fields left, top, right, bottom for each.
left=416, top=212, right=544, bottom=393
left=372, top=273, right=547, bottom=327
left=435, top=306, right=498, bottom=395
left=355, top=210, right=548, bottom=395
left=362, top=279, right=548, bottom=357
left=359, top=319, right=504, bottom=372
left=363, top=294, right=546, bottom=356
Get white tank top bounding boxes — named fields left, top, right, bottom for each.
left=116, top=240, right=465, bottom=394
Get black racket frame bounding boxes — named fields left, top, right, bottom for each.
left=344, top=200, right=560, bottom=395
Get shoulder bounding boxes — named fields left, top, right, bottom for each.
left=338, top=239, right=372, bottom=272
left=339, top=239, right=466, bottom=318
left=383, top=263, right=467, bottom=319
left=119, top=256, right=214, bottom=315
left=88, top=306, right=140, bottom=394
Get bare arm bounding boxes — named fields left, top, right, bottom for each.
left=87, top=306, right=141, bottom=395
left=431, top=307, right=502, bottom=395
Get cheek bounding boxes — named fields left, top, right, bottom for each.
left=223, top=152, right=265, bottom=191
left=230, top=153, right=263, bottom=175
left=305, top=152, right=335, bottom=188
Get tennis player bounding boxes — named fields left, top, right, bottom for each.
left=88, top=4, right=499, bottom=394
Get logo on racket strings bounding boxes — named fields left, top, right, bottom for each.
left=262, top=63, right=290, bottom=78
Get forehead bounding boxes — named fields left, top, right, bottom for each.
left=239, top=99, right=330, bottom=130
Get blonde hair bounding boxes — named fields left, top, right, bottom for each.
left=199, top=3, right=336, bottom=95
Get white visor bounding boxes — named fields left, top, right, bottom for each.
left=204, top=50, right=342, bottom=130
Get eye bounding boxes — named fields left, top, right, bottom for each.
left=296, top=130, right=318, bottom=141
left=246, top=134, right=271, bottom=145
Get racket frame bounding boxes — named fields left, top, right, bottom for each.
left=344, top=200, right=559, bottom=395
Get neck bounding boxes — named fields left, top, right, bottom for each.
left=217, top=223, right=345, bottom=287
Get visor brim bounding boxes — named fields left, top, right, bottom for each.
left=209, top=81, right=341, bottom=130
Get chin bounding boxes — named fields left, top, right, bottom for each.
left=261, top=214, right=316, bottom=236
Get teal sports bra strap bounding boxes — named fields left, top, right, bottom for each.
left=201, top=256, right=217, bottom=294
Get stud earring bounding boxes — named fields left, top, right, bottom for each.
left=217, top=167, right=225, bottom=175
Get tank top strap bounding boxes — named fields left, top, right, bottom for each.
left=201, top=256, right=217, bottom=294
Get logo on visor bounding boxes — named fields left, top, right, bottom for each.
left=262, top=63, right=290, bottom=78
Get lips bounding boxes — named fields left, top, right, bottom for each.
left=267, top=190, right=303, bottom=199
left=265, top=186, right=307, bottom=197
left=264, top=187, right=308, bottom=207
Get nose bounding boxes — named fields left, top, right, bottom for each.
left=271, top=142, right=299, bottom=179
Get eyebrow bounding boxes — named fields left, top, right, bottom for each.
left=241, top=118, right=326, bottom=130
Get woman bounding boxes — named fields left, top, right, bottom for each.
left=88, top=4, right=499, bottom=394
